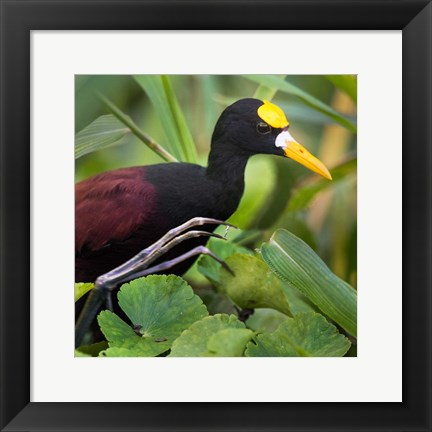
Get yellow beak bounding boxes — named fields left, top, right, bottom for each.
left=276, top=130, right=332, bottom=180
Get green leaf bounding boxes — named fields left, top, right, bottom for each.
left=245, top=312, right=351, bottom=357
left=193, top=285, right=236, bottom=316
left=281, top=283, right=317, bottom=315
left=288, top=157, right=357, bottom=212
left=133, top=75, right=197, bottom=163
left=98, top=311, right=160, bottom=356
left=170, top=314, right=246, bottom=357
left=246, top=309, right=288, bottom=333
left=206, top=328, right=254, bottom=357
left=99, top=347, right=142, bottom=357
left=98, top=275, right=208, bottom=357
left=220, top=254, right=292, bottom=316
left=326, top=75, right=357, bottom=103
left=197, top=238, right=253, bottom=286
left=75, top=115, right=131, bottom=159
left=243, top=75, right=357, bottom=133
left=74, top=350, right=91, bottom=357
left=261, top=230, right=357, bottom=336
left=75, top=341, right=108, bottom=357
left=74, top=282, right=94, bottom=302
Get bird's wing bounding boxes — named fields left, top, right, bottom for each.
left=75, top=168, right=157, bottom=256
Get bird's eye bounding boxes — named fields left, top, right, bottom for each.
left=256, top=122, right=271, bottom=134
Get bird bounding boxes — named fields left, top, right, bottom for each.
left=75, top=98, right=331, bottom=344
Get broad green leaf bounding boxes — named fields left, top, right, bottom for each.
left=99, top=347, right=142, bottom=357
left=281, top=283, right=317, bottom=315
left=246, top=309, right=288, bottom=333
left=288, top=157, right=357, bottom=212
left=75, top=115, right=131, bottom=159
left=261, top=230, right=357, bottom=336
left=220, top=254, right=292, bottom=316
left=134, top=75, right=197, bottom=163
left=326, top=75, right=357, bottom=103
left=193, top=285, right=237, bottom=316
left=75, top=341, right=108, bottom=357
left=197, top=238, right=253, bottom=286
left=245, top=312, right=351, bottom=357
left=74, top=282, right=94, bottom=302
left=206, top=328, right=254, bottom=357
left=98, top=311, right=166, bottom=357
left=118, top=275, right=207, bottom=335
left=98, top=275, right=208, bottom=357
left=243, top=75, right=357, bottom=133
left=170, top=314, right=245, bottom=357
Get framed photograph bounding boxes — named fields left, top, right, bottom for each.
left=73, top=73, right=357, bottom=357
left=1, top=1, right=431, bottom=431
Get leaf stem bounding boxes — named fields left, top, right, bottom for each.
left=96, top=92, right=178, bottom=163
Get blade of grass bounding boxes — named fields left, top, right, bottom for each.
left=134, top=76, right=183, bottom=160
left=253, top=74, right=286, bottom=101
left=200, top=75, right=219, bottom=137
left=161, top=75, right=198, bottom=163
left=243, top=75, right=357, bottom=133
left=134, top=75, right=197, bottom=163
left=97, top=93, right=178, bottom=163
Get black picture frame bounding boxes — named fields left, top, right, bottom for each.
left=1, top=1, right=431, bottom=431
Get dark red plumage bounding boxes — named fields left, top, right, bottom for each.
left=76, top=168, right=156, bottom=253
left=75, top=167, right=159, bottom=281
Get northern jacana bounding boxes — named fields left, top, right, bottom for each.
left=75, top=98, right=332, bottom=345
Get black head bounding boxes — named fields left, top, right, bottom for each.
left=211, top=98, right=286, bottom=157
left=210, top=98, right=332, bottom=180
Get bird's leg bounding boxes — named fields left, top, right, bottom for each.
left=75, top=218, right=236, bottom=347
left=89, top=217, right=236, bottom=287
left=75, top=281, right=113, bottom=347
left=120, top=245, right=234, bottom=280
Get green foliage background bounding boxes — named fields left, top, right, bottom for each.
left=75, top=75, right=357, bottom=357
